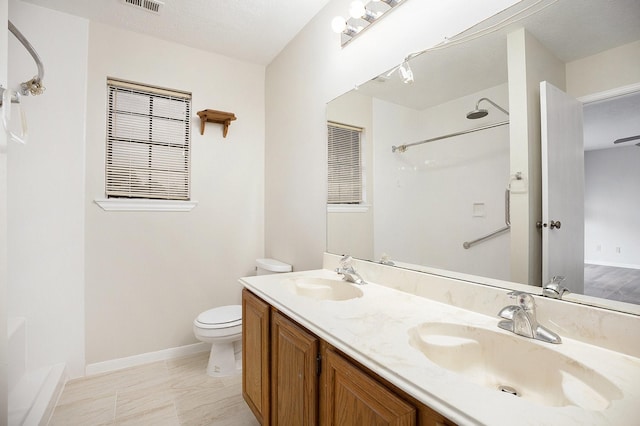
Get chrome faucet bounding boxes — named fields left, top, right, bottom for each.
left=497, top=291, right=561, bottom=344
left=335, top=255, right=366, bottom=285
left=379, top=253, right=395, bottom=266
left=543, top=276, right=569, bottom=299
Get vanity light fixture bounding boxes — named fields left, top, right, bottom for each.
left=332, top=0, right=407, bottom=46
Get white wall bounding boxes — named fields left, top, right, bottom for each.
left=566, top=40, right=640, bottom=99
left=264, top=0, right=519, bottom=271
left=84, top=23, right=265, bottom=365
left=584, top=146, right=640, bottom=269
left=1, top=0, right=9, bottom=420
left=372, top=98, right=421, bottom=263
left=7, top=0, right=88, bottom=378
left=373, top=85, right=511, bottom=280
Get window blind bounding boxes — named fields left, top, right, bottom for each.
left=106, top=79, right=192, bottom=200
left=328, top=122, right=363, bottom=204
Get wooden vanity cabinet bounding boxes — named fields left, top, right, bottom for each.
left=242, top=289, right=456, bottom=426
left=242, top=289, right=271, bottom=424
left=271, top=311, right=319, bottom=425
left=321, top=345, right=415, bottom=425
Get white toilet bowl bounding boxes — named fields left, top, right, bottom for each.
left=193, top=258, right=292, bottom=377
left=193, top=305, right=242, bottom=377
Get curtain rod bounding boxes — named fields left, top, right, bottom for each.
left=392, top=120, right=509, bottom=153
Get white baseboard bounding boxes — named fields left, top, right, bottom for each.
left=85, top=342, right=210, bottom=376
left=585, top=260, right=640, bottom=270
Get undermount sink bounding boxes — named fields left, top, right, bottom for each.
left=408, top=322, right=622, bottom=410
left=283, top=277, right=363, bottom=301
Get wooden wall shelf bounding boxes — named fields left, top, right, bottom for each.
left=197, top=109, right=237, bottom=138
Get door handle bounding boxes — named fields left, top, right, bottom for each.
left=536, top=220, right=562, bottom=229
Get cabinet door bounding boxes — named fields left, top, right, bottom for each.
left=323, top=348, right=415, bottom=426
left=242, top=289, right=271, bottom=425
left=271, top=310, right=319, bottom=425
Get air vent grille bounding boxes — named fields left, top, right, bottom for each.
left=122, top=0, right=164, bottom=14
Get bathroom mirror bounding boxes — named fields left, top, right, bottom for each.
left=326, top=0, right=640, bottom=314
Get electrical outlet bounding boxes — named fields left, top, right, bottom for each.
left=616, top=247, right=621, bottom=254
left=596, top=244, right=602, bottom=252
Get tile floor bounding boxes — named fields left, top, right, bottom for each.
left=47, top=351, right=259, bottom=425
left=584, top=264, right=640, bottom=305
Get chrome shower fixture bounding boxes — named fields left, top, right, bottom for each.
left=467, top=97, right=509, bottom=119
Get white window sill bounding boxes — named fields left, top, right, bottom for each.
left=327, top=204, right=370, bottom=213
left=94, top=198, right=198, bottom=212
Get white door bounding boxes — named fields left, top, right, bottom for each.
left=540, top=81, right=584, bottom=294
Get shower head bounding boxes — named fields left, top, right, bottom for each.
left=466, top=97, right=509, bottom=119
left=466, top=108, right=489, bottom=119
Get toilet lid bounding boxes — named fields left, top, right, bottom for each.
left=196, top=305, right=242, bottom=328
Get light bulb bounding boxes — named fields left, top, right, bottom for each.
left=331, top=16, right=347, bottom=33
left=349, top=1, right=366, bottom=19
left=399, top=62, right=414, bottom=84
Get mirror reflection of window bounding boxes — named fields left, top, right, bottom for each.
left=327, top=122, right=364, bottom=205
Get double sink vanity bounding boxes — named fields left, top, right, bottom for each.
left=240, top=253, right=640, bottom=425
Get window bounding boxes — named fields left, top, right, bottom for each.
left=327, top=122, right=363, bottom=204
left=106, top=79, right=192, bottom=201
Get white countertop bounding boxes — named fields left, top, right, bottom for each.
left=240, top=269, right=640, bottom=426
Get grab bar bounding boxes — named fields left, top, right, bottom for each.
left=505, top=188, right=511, bottom=227
left=8, top=20, right=45, bottom=96
left=463, top=189, right=511, bottom=249
left=463, top=225, right=510, bottom=249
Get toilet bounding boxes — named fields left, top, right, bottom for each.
left=193, top=258, right=292, bottom=377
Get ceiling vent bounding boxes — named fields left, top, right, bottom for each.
left=121, top=0, right=164, bottom=14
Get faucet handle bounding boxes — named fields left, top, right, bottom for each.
left=339, top=254, right=353, bottom=268
left=497, top=305, right=519, bottom=320
left=506, top=291, right=535, bottom=311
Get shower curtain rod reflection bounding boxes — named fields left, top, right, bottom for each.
left=391, top=120, right=509, bottom=153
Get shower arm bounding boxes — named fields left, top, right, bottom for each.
left=476, top=97, right=509, bottom=116
left=8, top=20, right=45, bottom=96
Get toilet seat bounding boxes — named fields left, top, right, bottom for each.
left=195, top=305, right=242, bottom=330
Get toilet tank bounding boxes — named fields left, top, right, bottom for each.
left=256, top=258, right=292, bottom=275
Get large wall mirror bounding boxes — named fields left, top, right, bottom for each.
left=326, top=0, right=640, bottom=314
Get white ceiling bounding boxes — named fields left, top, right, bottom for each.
left=584, top=91, right=640, bottom=152
left=356, top=0, right=640, bottom=111
left=21, top=0, right=332, bottom=65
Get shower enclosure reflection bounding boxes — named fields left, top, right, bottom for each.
left=328, top=83, right=512, bottom=281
